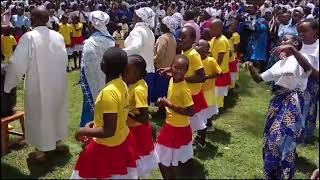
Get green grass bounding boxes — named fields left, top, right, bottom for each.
left=1, top=69, right=319, bottom=179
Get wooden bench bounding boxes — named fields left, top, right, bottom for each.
left=1, top=111, right=25, bottom=155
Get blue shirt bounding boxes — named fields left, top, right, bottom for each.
left=278, top=23, right=298, bottom=38
left=11, top=15, right=31, bottom=29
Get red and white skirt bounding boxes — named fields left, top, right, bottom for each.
left=155, top=123, right=193, bottom=167
left=70, top=133, right=139, bottom=179
left=130, top=123, right=159, bottom=177
left=215, top=72, right=231, bottom=96
left=190, top=91, right=208, bottom=131
left=201, top=106, right=219, bottom=124
left=229, top=61, right=238, bottom=82
left=72, top=36, right=84, bottom=52
left=65, top=44, right=74, bottom=56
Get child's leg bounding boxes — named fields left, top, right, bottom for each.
left=176, top=159, right=194, bottom=178
left=73, top=51, right=78, bottom=69
left=159, top=163, right=175, bottom=179
left=196, top=128, right=207, bottom=147
left=79, top=50, right=82, bottom=67
left=67, top=56, right=72, bottom=72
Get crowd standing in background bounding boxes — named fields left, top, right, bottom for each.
left=1, top=0, right=319, bottom=179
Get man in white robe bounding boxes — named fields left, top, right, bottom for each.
left=4, top=7, right=68, bottom=162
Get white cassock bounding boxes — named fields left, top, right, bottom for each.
left=4, top=26, right=69, bottom=152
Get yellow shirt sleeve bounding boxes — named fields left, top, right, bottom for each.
left=233, top=33, right=240, bottom=45
left=99, top=90, right=119, bottom=113
left=134, top=88, right=148, bottom=108
left=189, top=53, right=203, bottom=72
left=211, top=59, right=222, bottom=74
left=11, top=36, right=17, bottom=46
left=216, top=38, right=228, bottom=53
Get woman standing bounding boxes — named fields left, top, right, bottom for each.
left=124, top=7, right=156, bottom=106
left=153, top=16, right=178, bottom=115
left=245, top=35, right=313, bottom=179
left=79, top=11, right=115, bottom=128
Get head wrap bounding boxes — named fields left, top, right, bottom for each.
left=135, top=7, right=155, bottom=28
left=89, top=11, right=111, bottom=36
left=162, top=16, right=178, bottom=32
left=293, top=6, right=304, bottom=14
left=172, top=12, right=183, bottom=27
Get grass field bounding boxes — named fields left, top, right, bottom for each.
left=1, top=69, right=319, bottom=179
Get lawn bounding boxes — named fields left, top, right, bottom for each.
left=1, top=69, right=319, bottom=179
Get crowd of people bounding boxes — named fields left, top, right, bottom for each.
left=1, top=0, right=319, bottom=179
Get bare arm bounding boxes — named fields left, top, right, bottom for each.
left=217, top=52, right=225, bottom=66
left=76, top=113, right=117, bottom=138
left=157, top=98, right=195, bottom=117
left=244, top=62, right=263, bottom=83
left=185, top=68, right=206, bottom=83
left=128, top=108, right=149, bottom=124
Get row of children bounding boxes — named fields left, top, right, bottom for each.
left=71, top=17, right=241, bottom=179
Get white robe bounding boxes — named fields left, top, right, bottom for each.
left=4, top=26, right=69, bottom=152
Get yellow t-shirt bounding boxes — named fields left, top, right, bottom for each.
left=127, top=79, right=149, bottom=127
left=210, top=35, right=230, bottom=73
left=59, top=23, right=73, bottom=45
left=183, top=48, right=204, bottom=95
left=202, top=57, right=222, bottom=91
left=1, top=35, right=17, bottom=63
left=93, top=78, right=130, bottom=147
left=72, top=23, right=83, bottom=37
left=166, top=78, right=194, bottom=127
left=229, top=32, right=240, bottom=63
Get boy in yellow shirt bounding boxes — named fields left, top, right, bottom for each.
left=210, top=19, right=231, bottom=109
left=156, top=55, right=195, bottom=179
left=1, top=25, right=17, bottom=64
left=228, top=19, right=241, bottom=90
left=59, top=15, right=74, bottom=72
left=195, top=39, right=222, bottom=147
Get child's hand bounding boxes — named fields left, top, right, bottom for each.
left=157, top=97, right=171, bottom=108
left=84, top=121, right=94, bottom=129
left=243, top=61, right=253, bottom=70
left=311, top=169, right=319, bottom=180
left=157, top=68, right=172, bottom=77
left=75, top=130, right=83, bottom=142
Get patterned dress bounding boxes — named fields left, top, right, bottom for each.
left=263, top=85, right=304, bottom=179
left=303, top=78, right=319, bottom=141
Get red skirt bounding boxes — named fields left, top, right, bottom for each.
left=157, top=123, right=192, bottom=148
left=229, top=61, right=238, bottom=73
left=73, top=133, right=139, bottom=178
left=129, top=122, right=155, bottom=157
left=215, top=72, right=232, bottom=87
left=72, top=36, right=84, bottom=45
left=192, top=91, right=208, bottom=113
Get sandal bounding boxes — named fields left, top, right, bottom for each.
left=30, top=151, right=47, bottom=163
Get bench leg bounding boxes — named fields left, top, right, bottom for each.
left=1, top=123, right=9, bottom=155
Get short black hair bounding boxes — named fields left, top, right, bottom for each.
left=300, top=18, right=319, bottom=31
left=185, top=10, right=195, bottom=21
left=183, top=26, right=196, bottom=42
left=101, top=47, right=128, bottom=77
left=174, top=54, right=189, bottom=71
left=128, top=54, right=147, bottom=78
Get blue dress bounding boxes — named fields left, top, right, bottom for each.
left=263, top=85, right=304, bottom=179
left=302, top=78, right=319, bottom=141
left=250, top=18, right=269, bottom=62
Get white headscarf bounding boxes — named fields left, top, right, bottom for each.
left=135, top=7, right=156, bottom=28
left=162, top=16, right=178, bottom=32
left=88, top=11, right=111, bottom=37
left=172, top=12, right=183, bottom=27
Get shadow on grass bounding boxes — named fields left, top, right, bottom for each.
left=296, top=156, right=318, bottom=177
left=26, top=150, right=71, bottom=178
left=176, top=158, right=208, bottom=179
left=194, top=142, right=221, bottom=160
left=237, top=70, right=254, bottom=97
left=206, top=128, right=231, bottom=145
left=1, top=162, right=29, bottom=178
left=239, top=110, right=266, bottom=137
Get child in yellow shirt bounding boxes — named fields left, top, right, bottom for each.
left=72, top=47, right=139, bottom=179
left=210, top=19, right=231, bottom=108
left=71, top=15, right=84, bottom=69
left=195, top=39, right=222, bottom=147
left=228, top=19, right=240, bottom=89
left=59, top=15, right=74, bottom=72
left=1, top=25, right=17, bottom=64
left=122, top=54, right=159, bottom=178
left=156, top=55, right=195, bottom=179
